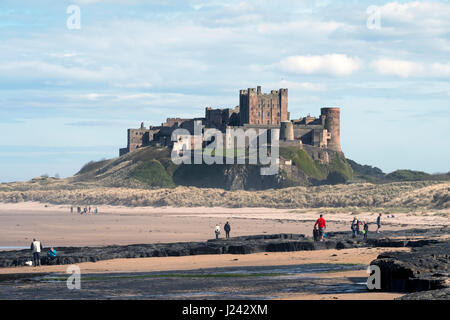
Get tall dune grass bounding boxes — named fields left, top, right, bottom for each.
left=0, top=181, right=448, bottom=209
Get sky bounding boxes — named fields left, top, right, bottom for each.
left=0, top=0, right=449, bottom=182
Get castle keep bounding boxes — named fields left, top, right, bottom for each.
left=120, top=86, right=342, bottom=163
left=239, top=86, right=288, bottom=125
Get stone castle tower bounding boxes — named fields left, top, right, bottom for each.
left=321, top=108, right=341, bottom=152
left=239, top=86, right=288, bottom=125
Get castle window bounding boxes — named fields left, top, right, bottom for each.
left=267, top=112, right=270, bottom=116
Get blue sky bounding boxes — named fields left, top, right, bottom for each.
left=0, top=0, right=449, bottom=182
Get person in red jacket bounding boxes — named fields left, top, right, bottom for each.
left=314, top=214, right=327, bottom=241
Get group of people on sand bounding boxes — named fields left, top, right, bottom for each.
left=214, top=221, right=231, bottom=239
left=70, top=206, right=98, bottom=215
left=27, top=212, right=384, bottom=267
left=213, top=213, right=383, bottom=242
left=29, top=238, right=57, bottom=267
left=313, top=213, right=383, bottom=242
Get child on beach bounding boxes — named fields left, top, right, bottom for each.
left=215, top=224, right=221, bottom=239
left=363, top=221, right=369, bottom=239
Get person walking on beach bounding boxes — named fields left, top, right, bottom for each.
left=77, top=206, right=81, bottom=214
left=94, top=207, right=98, bottom=214
left=314, top=214, right=326, bottom=241
left=363, top=221, right=369, bottom=240
left=224, top=221, right=231, bottom=239
left=70, top=206, right=73, bottom=214
left=30, top=238, right=43, bottom=267
left=215, top=224, right=221, bottom=239
left=351, top=217, right=360, bottom=238
left=376, top=213, right=382, bottom=233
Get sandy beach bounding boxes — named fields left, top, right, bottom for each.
left=1, top=202, right=448, bottom=248
left=1, top=201, right=447, bottom=300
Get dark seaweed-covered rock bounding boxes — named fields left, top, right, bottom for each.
left=371, top=241, right=450, bottom=293
left=1, top=228, right=448, bottom=270
left=397, top=288, right=450, bottom=300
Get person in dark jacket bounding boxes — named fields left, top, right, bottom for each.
left=224, top=221, right=231, bottom=239
left=376, top=213, right=382, bottom=233
left=351, top=217, right=360, bottom=238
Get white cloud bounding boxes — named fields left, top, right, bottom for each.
left=280, top=54, right=360, bottom=76
left=279, top=80, right=325, bottom=91
left=380, top=1, right=450, bottom=22
left=370, top=58, right=424, bottom=78
left=256, top=20, right=345, bottom=35
left=378, top=1, right=450, bottom=35
left=0, top=60, right=120, bottom=82
left=430, top=63, right=450, bottom=77
left=115, top=82, right=153, bottom=89
left=371, top=59, right=450, bottom=78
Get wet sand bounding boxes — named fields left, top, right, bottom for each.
left=0, top=247, right=411, bottom=275
left=0, top=247, right=409, bottom=300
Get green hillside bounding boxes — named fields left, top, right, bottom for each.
left=73, top=146, right=447, bottom=190
left=385, top=169, right=430, bottom=181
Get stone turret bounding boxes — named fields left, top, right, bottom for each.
left=321, top=107, right=341, bottom=152
left=280, top=121, right=294, bottom=140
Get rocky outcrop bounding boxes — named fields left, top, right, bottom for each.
left=397, top=288, right=450, bottom=300
left=1, top=228, right=449, bottom=269
left=0, top=233, right=311, bottom=267
left=370, top=241, right=449, bottom=295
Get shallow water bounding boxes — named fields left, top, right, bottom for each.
left=0, top=263, right=369, bottom=299
left=0, top=246, right=28, bottom=251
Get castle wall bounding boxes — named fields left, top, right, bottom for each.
left=205, top=107, right=239, bottom=130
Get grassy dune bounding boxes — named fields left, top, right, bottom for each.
left=0, top=180, right=448, bottom=209
left=1, top=146, right=447, bottom=209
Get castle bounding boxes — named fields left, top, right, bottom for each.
left=119, top=86, right=342, bottom=163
